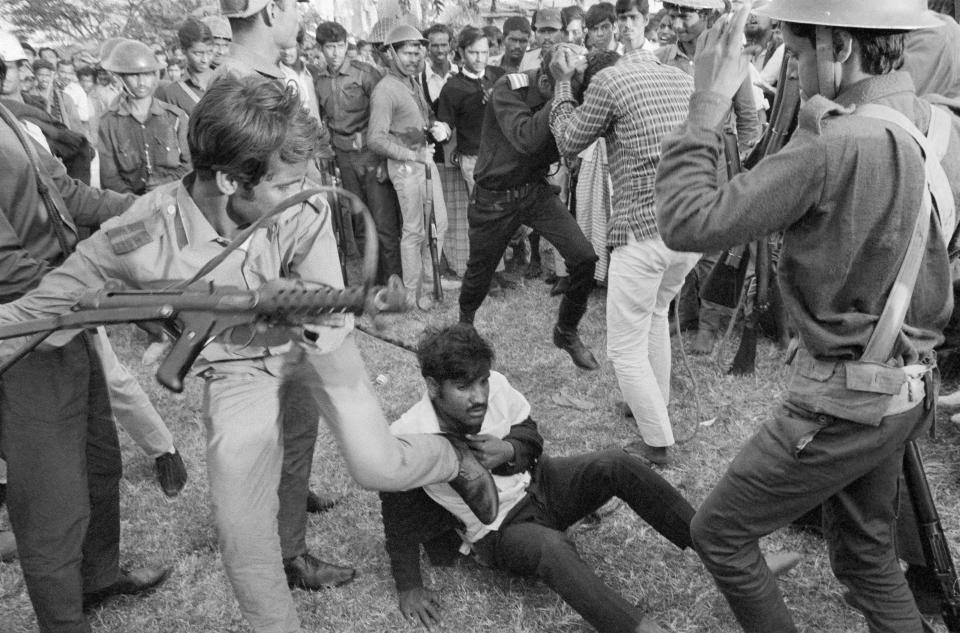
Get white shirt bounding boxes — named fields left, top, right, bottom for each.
left=390, top=371, right=532, bottom=546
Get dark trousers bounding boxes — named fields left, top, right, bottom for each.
left=475, top=449, right=695, bottom=633
left=459, top=181, right=597, bottom=323
left=276, top=353, right=320, bottom=561
left=0, top=333, right=121, bottom=633
left=690, top=401, right=931, bottom=633
left=334, top=148, right=403, bottom=285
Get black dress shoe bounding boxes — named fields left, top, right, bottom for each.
left=284, top=553, right=356, bottom=590
left=306, top=490, right=340, bottom=514
left=549, top=276, right=570, bottom=297
left=445, top=436, right=499, bottom=524
left=83, top=566, right=171, bottom=611
left=155, top=449, right=187, bottom=498
left=553, top=325, right=599, bottom=370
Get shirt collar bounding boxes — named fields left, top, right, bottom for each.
left=461, top=67, right=482, bottom=80
left=834, top=71, right=917, bottom=109
left=175, top=179, right=226, bottom=247
left=116, top=96, right=167, bottom=118
left=623, top=48, right=657, bottom=63
left=425, top=62, right=457, bottom=81
left=222, top=43, right=284, bottom=79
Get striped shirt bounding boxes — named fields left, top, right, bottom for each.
left=550, top=49, right=693, bottom=248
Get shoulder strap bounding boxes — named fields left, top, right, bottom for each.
left=0, top=101, right=77, bottom=257
left=176, top=80, right=201, bottom=106
left=855, top=103, right=953, bottom=362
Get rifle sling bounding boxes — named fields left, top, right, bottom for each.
left=0, top=101, right=76, bottom=257
left=856, top=103, right=954, bottom=363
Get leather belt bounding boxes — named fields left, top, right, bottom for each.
left=474, top=180, right=539, bottom=202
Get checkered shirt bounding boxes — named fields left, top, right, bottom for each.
left=551, top=49, right=694, bottom=249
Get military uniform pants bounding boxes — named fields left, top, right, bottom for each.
left=690, top=400, right=931, bottom=633
left=200, top=335, right=459, bottom=633
left=475, top=449, right=694, bottom=633
left=459, top=181, right=597, bottom=322
left=334, top=148, right=402, bottom=284
left=1, top=333, right=121, bottom=633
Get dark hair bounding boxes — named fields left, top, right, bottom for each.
left=562, top=5, right=586, bottom=27
left=583, top=49, right=620, bottom=92
left=417, top=324, right=495, bottom=383
left=179, top=18, right=214, bottom=51
left=37, top=46, right=58, bottom=60
left=20, top=42, right=35, bottom=55
left=32, top=58, right=55, bottom=73
left=457, top=25, right=486, bottom=51
left=502, top=16, right=532, bottom=36
left=586, top=2, right=616, bottom=29
left=424, top=23, right=454, bottom=42
left=189, top=74, right=319, bottom=190
left=784, top=22, right=906, bottom=76
left=482, top=25, right=502, bottom=46
left=76, top=66, right=96, bottom=80
left=316, top=21, right=348, bottom=46
left=615, top=0, right=650, bottom=17
left=0, top=56, right=6, bottom=83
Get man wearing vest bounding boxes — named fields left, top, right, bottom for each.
left=655, top=1, right=960, bottom=631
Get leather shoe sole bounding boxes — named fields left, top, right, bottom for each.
left=446, top=436, right=499, bottom=524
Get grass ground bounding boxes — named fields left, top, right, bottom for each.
left=2, top=273, right=959, bottom=633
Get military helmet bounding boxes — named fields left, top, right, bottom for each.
left=662, top=0, right=724, bottom=10
left=100, top=39, right=163, bottom=74
left=368, top=17, right=399, bottom=46
left=757, top=0, right=941, bottom=30
left=201, top=15, right=232, bottom=41
left=384, top=24, right=427, bottom=47
left=0, top=30, right=27, bottom=63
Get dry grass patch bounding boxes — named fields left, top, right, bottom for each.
left=1, top=277, right=958, bottom=632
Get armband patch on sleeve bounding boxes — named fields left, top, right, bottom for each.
left=506, top=73, right=530, bottom=90
left=105, top=220, right=153, bottom=255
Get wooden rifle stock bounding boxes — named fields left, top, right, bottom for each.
left=729, top=55, right=801, bottom=374
left=904, top=439, right=960, bottom=632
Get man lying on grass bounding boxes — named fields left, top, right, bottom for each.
left=380, top=323, right=800, bottom=633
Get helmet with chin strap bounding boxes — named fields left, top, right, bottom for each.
left=756, top=0, right=941, bottom=30
left=100, top=39, right=163, bottom=74
left=757, top=0, right=940, bottom=99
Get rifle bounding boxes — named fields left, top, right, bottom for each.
left=903, top=439, right=960, bottom=632
left=727, top=53, right=802, bottom=375
left=424, top=163, right=443, bottom=303
left=319, top=159, right=350, bottom=285
left=0, top=187, right=400, bottom=393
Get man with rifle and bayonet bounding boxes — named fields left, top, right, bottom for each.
left=655, top=1, right=960, bottom=632
left=0, top=74, right=499, bottom=633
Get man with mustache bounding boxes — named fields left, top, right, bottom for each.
left=97, top=39, right=190, bottom=195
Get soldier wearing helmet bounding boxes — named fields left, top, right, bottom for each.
left=97, top=39, right=190, bottom=194
left=655, top=1, right=960, bottom=631
left=368, top=23, right=451, bottom=311
left=201, top=14, right=232, bottom=67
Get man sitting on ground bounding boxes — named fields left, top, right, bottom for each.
left=381, top=324, right=768, bottom=633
